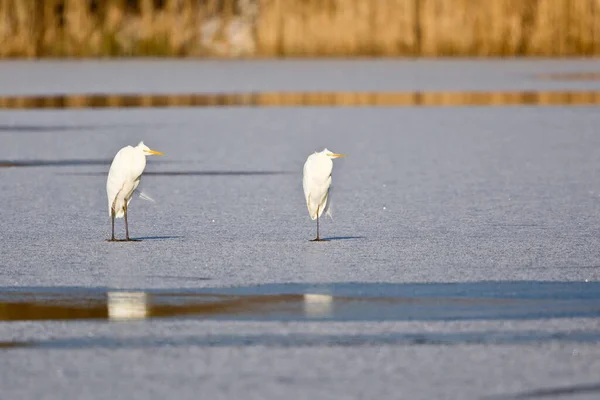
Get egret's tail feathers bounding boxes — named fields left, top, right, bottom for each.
left=307, top=193, right=331, bottom=220
left=109, top=203, right=125, bottom=218
left=307, top=194, right=317, bottom=220
left=308, top=204, right=319, bottom=220
left=308, top=204, right=330, bottom=220
left=109, top=197, right=125, bottom=219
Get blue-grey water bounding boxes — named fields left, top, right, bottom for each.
left=1, top=60, right=600, bottom=400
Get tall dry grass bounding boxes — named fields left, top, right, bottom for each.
left=256, top=0, right=417, bottom=56
left=256, top=0, right=600, bottom=56
left=0, top=0, right=598, bottom=57
left=0, top=0, right=250, bottom=57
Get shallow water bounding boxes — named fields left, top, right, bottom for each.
left=2, top=282, right=600, bottom=324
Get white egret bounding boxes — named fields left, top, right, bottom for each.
left=302, top=148, right=345, bottom=241
left=106, top=141, right=164, bottom=241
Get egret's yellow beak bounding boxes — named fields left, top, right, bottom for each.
left=146, top=149, right=165, bottom=156
left=328, top=153, right=346, bottom=158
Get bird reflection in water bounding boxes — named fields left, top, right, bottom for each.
left=303, top=293, right=334, bottom=318
left=107, top=291, right=149, bottom=320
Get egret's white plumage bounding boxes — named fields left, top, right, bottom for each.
left=302, top=148, right=345, bottom=241
left=106, top=141, right=163, bottom=241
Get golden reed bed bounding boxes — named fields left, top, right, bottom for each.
left=0, top=0, right=599, bottom=58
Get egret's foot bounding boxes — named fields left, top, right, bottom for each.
left=310, top=238, right=327, bottom=242
left=106, top=238, right=124, bottom=242
left=125, top=238, right=142, bottom=242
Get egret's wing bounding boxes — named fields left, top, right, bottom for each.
left=302, top=156, right=312, bottom=201
left=303, top=153, right=334, bottom=219
left=106, top=146, right=134, bottom=216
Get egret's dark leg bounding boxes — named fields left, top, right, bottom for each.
left=106, top=209, right=118, bottom=242
left=311, top=206, right=322, bottom=241
left=124, top=202, right=140, bottom=242
left=111, top=210, right=115, bottom=240
left=317, top=212, right=320, bottom=240
left=124, top=203, right=131, bottom=241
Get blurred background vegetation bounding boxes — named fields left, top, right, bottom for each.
left=0, top=0, right=598, bottom=58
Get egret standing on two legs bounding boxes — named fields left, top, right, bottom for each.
left=106, top=141, right=164, bottom=242
left=302, top=148, right=345, bottom=241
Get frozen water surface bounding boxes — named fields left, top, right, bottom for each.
left=1, top=60, right=600, bottom=399
left=1, top=59, right=600, bottom=95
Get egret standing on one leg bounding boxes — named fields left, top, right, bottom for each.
left=106, top=141, right=164, bottom=242
left=302, top=148, right=345, bottom=241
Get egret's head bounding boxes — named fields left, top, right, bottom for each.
left=322, top=148, right=345, bottom=159
left=137, top=141, right=164, bottom=156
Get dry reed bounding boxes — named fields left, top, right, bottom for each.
left=0, top=0, right=598, bottom=57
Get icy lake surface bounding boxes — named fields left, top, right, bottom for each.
left=1, top=59, right=600, bottom=399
